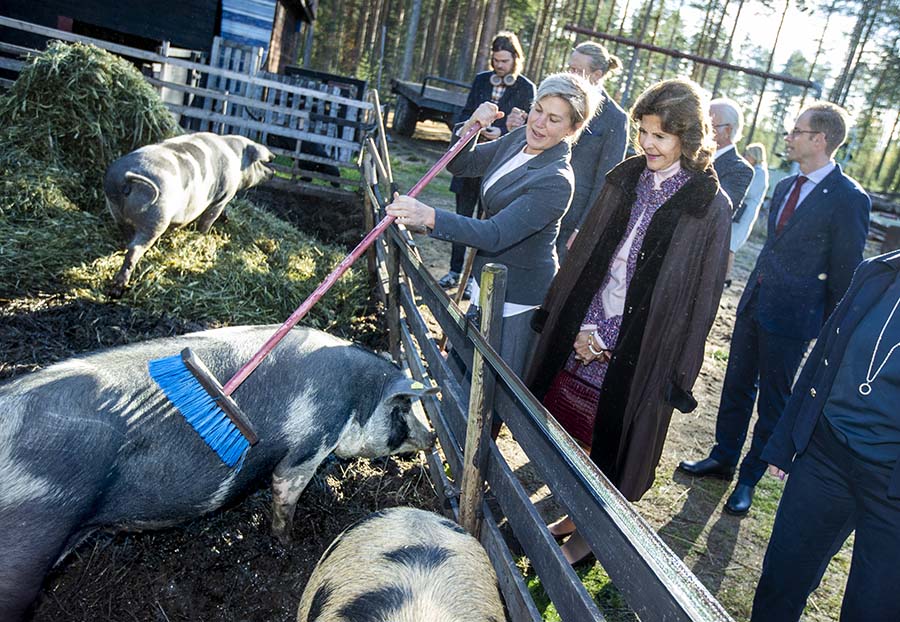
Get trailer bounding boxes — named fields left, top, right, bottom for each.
left=390, top=75, right=469, bottom=135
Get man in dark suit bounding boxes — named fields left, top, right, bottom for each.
left=710, top=97, right=754, bottom=212
left=439, top=31, right=536, bottom=297
left=557, top=41, right=628, bottom=261
left=678, top=102, right=871, bottom=516
left=751, top=250, right=900, bottom=621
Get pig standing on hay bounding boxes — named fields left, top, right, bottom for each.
left=103, top=132, right=275, bottom=297
left=0, top=326, right=437, bottom=621
left=297, top=507, right=507, bottom=622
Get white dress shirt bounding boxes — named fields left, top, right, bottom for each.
left=774, top=161, right=836, bottom=223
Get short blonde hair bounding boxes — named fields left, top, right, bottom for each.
left=744, top=143, right=767, bottom=166
left=534, top=72, right=600, bottom=142
left=631, top=79, right=715, bottom=172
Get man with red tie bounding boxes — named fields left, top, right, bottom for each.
left=678, top=102, right=870, bottom=515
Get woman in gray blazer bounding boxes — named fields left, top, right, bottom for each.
left=388, top=72, right=598, bottom=375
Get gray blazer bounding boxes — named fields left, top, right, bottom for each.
left=713, top=146, right=754, bottom=213
left=559, top=88, right=628, bottom=239
left=430, top=127, right=574, bottom=306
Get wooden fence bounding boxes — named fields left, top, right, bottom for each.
left=0, top=16, right=373, bottom=192
left=359, top=96, right=736, bottom=622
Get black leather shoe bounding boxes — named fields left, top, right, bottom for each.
left=724, top=484, right=755, bottom=516
left=677, top=456, right=735, bottom=480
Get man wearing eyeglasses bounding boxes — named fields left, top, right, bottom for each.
left=679, top=102, right=870, bottom=517
left=710, top=98, right=754, bottom=215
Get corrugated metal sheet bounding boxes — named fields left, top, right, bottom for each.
left=221, top=0, right=276, bottom=50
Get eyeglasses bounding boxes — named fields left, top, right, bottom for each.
left=712, top=124, right=730, bottom=128
left=784, top=128, right=822, bottom=137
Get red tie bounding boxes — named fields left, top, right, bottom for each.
left=776, top=176, right=808, bottom=235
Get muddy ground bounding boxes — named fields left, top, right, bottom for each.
left=0, top=189, right=440, bottom=622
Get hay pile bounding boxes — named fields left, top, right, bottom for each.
left=0, top=40, right=180, bottom=210
left=0, top=42, right=369, bottom=337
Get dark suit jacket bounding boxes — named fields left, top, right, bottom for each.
left=738, top=164, right=870, bottom=340
left=763, top=250, right=900, bottom=498
left=559, top=88, right=628, bottom=238
left=431, top=127, right=573, bottom=306
left=450, top=72, right=536, bottom=195
left=713, top=146, right=753, bottom=213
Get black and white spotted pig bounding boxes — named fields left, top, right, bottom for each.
left=0, top=326, right=436, bottom=621
left=297, top=507, right=507, bottom=622
left=103, top=132, right=275, bottom=297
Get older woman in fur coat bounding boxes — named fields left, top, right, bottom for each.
left=524, top=79, right=731, bottom=564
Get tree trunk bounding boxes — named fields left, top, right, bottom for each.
left=640, top=1, right=665, bottom=76
left=612, top=0, right=634, bottom=56
left=621, top=0, right=656, bottom=106
left=829, top=0, right=871, bottom=102
left=745, top=0, right=790, bottom=144
left=352, top=0, right=372, bottom=68
left=875, top=107, right=900, bottom=187
left=691, top=0, right=716, bottom=80
left=475, top=1, right=503, bottom=73
left=699, top=0, right=730, bottom=85
left=658, top=0, right=685, bottom=80
left=711, top=0, right=745, bottom=96
left=439, top=0, right=465, bottom=76
left=400, top=0, right=424, bottom=79
left=798, top=0, right=837, bottom=108
left=605, top=0, right=619, bottom=32
left=456, top=0, right=486, bottom=80
left=420, top=0, right=443, bottom=76
left=839, top=0, right=883, bottom=106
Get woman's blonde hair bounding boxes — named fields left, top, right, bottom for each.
left=630, top=79, right=715, bottom=172
left=744, top=142, right=767, bottom=166
left=534, top=72, right=599, bottom=142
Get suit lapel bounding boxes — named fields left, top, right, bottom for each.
left=776, top=166, right=842, bottom=240
left=768, top=176, right=792, bottom=239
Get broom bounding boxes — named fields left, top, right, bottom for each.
left=149, top=124, right=483, bottom=467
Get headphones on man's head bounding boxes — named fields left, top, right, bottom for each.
left=490, top=73, right=517, bottom=87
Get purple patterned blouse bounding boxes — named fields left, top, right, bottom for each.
left=567, top=166, right=693, bottom=388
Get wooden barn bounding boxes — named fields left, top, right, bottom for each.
left=0, top=0, right=317, bottom=72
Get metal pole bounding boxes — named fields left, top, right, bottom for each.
left=459, top=263, right=507, bottom=538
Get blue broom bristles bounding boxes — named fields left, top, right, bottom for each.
left=149, top=354, right=250, bottom=469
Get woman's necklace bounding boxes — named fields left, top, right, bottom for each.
left=859, top=295, right=900, bottom=396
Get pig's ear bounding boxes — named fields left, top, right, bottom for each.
left=383, top=377, right=440, bottom=401
left=243, top=143, right=272, bottom=167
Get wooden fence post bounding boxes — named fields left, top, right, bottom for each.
left=386, top=235, right=402, bottom=363
left=459, top=263, right=507, bottom=538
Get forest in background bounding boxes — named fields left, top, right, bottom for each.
left=296, top=0, right=900, bottom=193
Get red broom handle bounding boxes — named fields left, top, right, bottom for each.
left=222, top=124, right=482, bottom=395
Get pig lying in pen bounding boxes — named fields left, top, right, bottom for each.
left=103, top=132, right=275, bottom=297
left=0, top=326, right=436, bottom=621
left=297, top=507, right=507, bottom=622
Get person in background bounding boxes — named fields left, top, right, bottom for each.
left=751, top=250, right=900, bottom=622
left=725, top=142, right=769, bottom=286
left=710, top=97, right=754, bottom=214
left=439, top=31, right=536, bottom=299
left=388, top=73, right=598, bottom=377
left=678, top=102, right=871, bottom=517
left=556, top=41, right=628, bottom=262
left=524, top=79, right=731, bottom=564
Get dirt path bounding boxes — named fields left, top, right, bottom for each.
left=387, top=122, right=852, bottom=622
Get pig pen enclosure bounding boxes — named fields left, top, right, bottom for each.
left=0, top=18, right=734, bottom=622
